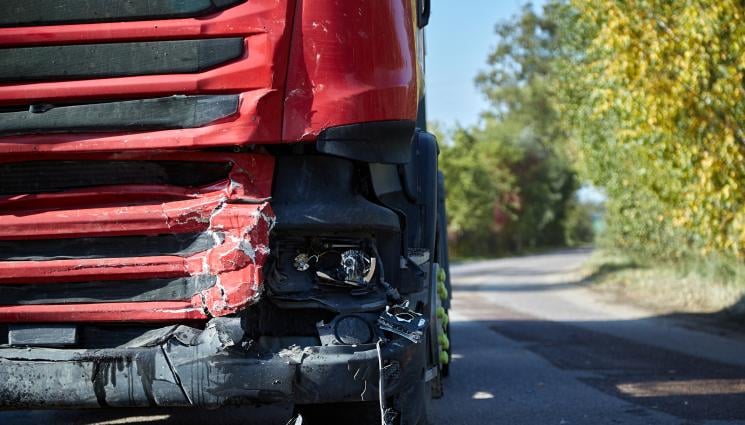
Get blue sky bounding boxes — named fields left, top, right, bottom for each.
left=424, top=0, right=606, bottom=202
left=425, top=0, right=545, bottom=128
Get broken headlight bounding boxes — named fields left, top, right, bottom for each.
left=293, top=242, right=376, bottom=289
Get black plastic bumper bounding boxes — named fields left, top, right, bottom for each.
left=0, top=318, right=423, bottom=409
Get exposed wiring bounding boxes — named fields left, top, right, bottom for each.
left=370, top=243, right=386, bottom=282
left=376, top=338, right=386, bottom=425
left=370, top=243, right=402, bottom=303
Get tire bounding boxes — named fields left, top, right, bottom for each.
left=435, top=171, right=452, bottom=379
left=441, top=318, right=451, bottom=378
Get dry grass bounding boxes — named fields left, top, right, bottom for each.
left=580, top=251, right=745, bottom=318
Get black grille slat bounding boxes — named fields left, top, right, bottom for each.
left=0, top=95, right=240, bottom=137
left=0, top=275, right=216, bottom=305
left=0, top=38, right=244, bottom=83
left=0, top=160, right=232, bottom=196
left=0, top=233, right=219, bottom=261
left=0, top=0, right=245, bottom=27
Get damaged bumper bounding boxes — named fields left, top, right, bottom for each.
left=0, top=318, right=423, bottom=409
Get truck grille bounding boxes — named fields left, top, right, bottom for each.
left=0, top=0, right=286, bottom=324
left=0, top=0, right=292, bottom=153
left=0, top=39, right=244, bottom=83
left=0, top=96, right=240, bottom=138
left=0, top=159, right=233, bottom=195
left=0, top=152, right=275, bottom=323
left=0, top=0, right=246, bottom=27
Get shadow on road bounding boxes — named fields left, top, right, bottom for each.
left=0, top=404, right=294, bottom=425
left=489, top=317, right=745, bottom=421
left=436, top=265, right=745, bottom=425
left=434, top=315, right=745, bottom=424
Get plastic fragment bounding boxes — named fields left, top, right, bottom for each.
left=377, top=303, right=426, bottom=343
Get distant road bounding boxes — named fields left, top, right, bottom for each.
left=3, top=250, right=745, bottom=424
left=432, top=249, right=745, bottom=425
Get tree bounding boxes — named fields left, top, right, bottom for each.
left=438, top=2, right=580, bottom=256
left=557, top=0, right=745, bottom=260
left=438, top=126, right=512, bottom=237
left=475, top=2, right=578, bottom=251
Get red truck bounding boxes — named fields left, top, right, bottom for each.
left=0, top=1, right=451, bottom=424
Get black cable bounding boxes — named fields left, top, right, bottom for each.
left=370, top=243, right=402, bottom=303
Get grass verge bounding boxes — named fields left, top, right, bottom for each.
left=581, top=251, right=745, bottom=321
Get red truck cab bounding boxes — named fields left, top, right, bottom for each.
left=0, top=1, right=451, bottom=424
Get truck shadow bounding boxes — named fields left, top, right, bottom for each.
left=0, top=405, right=294, bottom=425
left=434, top=288, right=745, bottom=424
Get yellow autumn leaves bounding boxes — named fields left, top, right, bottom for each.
left=562, top=0, right=745, bottom=259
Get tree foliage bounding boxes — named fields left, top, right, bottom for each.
left=438, top=3, right=580, bottom=257
left=557, top=0, right=745, bottom=260
left=439, top=0, right=744, bottom=262
left=437, top=125, right=512, bottom=236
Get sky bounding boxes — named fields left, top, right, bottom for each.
left=425, top=0, right=545, bottom=128
left=424, top=0, right=606, bottom=203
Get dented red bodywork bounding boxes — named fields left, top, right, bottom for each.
left=282, top=0, right=420, bottom=140
left=0, top=0, right=419, bottom=323
left=0, top=0, right=419, bottom=152
left=0, top=152, right=275, bottom=322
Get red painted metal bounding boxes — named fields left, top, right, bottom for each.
left=0, top=152, right=275, bottom=322
left=0, top=0, right=419, bottom=151
left=0, top=6, right=271, bottom=47
left=0, top=91, right=281, bottom=154
left=0, top=0, right=421, bottom=323
left=0, top=257, right=191, bottom=285
left=0, top=302, right=206, bottom=323
left=1, top=196, right=221, bottom=240
left=0, top=0, right=294, bottom=149
left=282, top=0, right=420, bottom=141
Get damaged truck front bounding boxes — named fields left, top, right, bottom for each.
left=0, top=0, right=452, bottom=424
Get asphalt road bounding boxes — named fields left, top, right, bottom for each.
left=431, top=249, right=745, bottom=425
left=3, top=249, right=745, bottom=424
